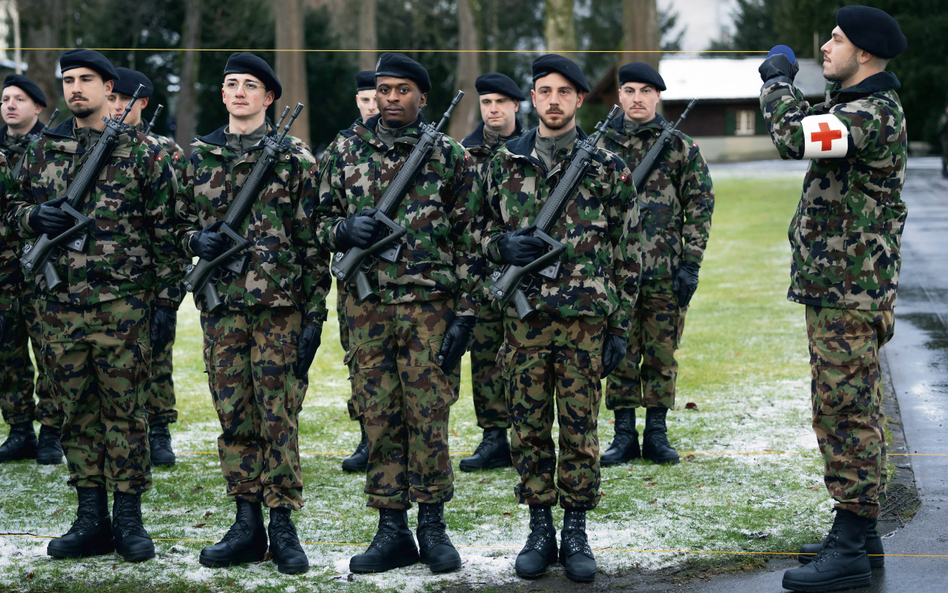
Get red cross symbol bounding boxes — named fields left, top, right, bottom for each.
left=810, top=122, right=842, bottom=152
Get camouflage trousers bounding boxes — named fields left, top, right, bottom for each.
left=606, top=278, right=685, bottom=411
left=806, top=305, right=894, bottom=519
left=145, top=325, right=177, bottom=427
left=0, top=293, right=59, bottom=428
left=501, top=314, right=606, bottom=510
left=470, top=308, right=508, bottom=430
left=40, top=296, right=152, bottom=494
left=201, top=307, right=306, bottom=510
left=345, top=295, right=459, bottom=510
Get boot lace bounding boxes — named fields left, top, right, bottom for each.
left=38, top=427, right=61, bottom=450
left=269, top=518, right=300, bottom=550
left=220, top=507, right=256, bottom=544
left=113, top=497, right=149, bottom=539
left=812, top=526, right=842, bottom=567
left=150, top=428, right=172, bottom=452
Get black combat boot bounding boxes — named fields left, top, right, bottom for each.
left=459, top=427, right=512, bottom=472
left=268, top=507, right=309, bottom=574
left=559, top=508, right=596, bottom=582
left=799, top=517, right=884, bottom=569
left=148, top=424, right=176, bottom=467
left=515, top=505, right=557, bottom=579
left=642, top=406, right=680, bottom=464
left=341, top=421, right=368, bottom=473
left=36, top=425, right=63, bottom=465
left=417, top=502, right=461, bottom=573
left=0, top=422, right=37, bottom=463
left=782, top=509, right=872, bottom=592
left=349, top=508, right=420, bottom=573
left=111, top=491, right=156, bottom=562
left=600, top=408, right=639, bottom=467
left=199, top=499, right=268, bottom=567
left=48, top=487, right=115, bottom=558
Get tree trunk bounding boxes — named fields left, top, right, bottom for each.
left=488, top=0, right=499, bottom=73
left=175, top=0, right=201, bottom=155
left=450, top=0, right=479, bottom=141
left=622, top=0, right=659, bottom=70
left=17, top=0, right=63, bottom=122
left=275, top=0, right=311, bottom=146
left=358, top=0, right=377, bottom=72
left=544, top=0, right=576, bottom=53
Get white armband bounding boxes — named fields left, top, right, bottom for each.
left=802, top=114, right=850, bottom=159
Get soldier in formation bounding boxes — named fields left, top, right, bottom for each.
left=759, top=5, right=908, bottom=591
left=936, top=102, right=948, bottom=178
left=597, top=62, right=714, bottom=467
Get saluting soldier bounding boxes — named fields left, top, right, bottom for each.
left=482, top=54, right=640, bottom=582
left=315, top=52, right=482, bottom=575
left=457, top=72, right=525, bottom=473
left=758, top=6, right=908, bottom=592
left=177, top=52, right=327, bottom=575
left=597, top=63, right=714, bottom=467
left=107, top=67, right=186, bottom=467
left=0, top=74, right=63, bottom=466
left=8, top=49, right=182, bottom=563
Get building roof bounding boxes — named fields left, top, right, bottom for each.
left=658, top=56, right=827, bottom=102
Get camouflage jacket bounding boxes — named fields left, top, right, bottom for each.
left=461, top=119, right=526, bottom=173
left=135, top=123, right=186, bottom=179
left=598, top=113, right=714, bottom=279
left=0, top=153, right=18, bottom=311
left=177, top=123, right=330, bottom=326
left=8, top=117, right=183, bottom=308
left=761, top=71, right=907, bottom=311
left=483, top=126, right=641, bottom=336
left=315, top=113, right=484, bottom=318
left=0, top=120, right=45, bottom=177
left=318, top=118, right=361, bottom=171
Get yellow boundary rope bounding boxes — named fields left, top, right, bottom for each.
left=1, top=48, right=766, bottom=54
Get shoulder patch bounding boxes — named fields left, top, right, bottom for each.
left=156, top=154, right=163, bottom=162
left=802, top=114, right=850, bottom=159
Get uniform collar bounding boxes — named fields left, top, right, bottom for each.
left=355, top=113, right=428, bottom=151
left=607, top=112, right=667, bottom=136
left=830, top=71, right=901, bottom=100
left=505, top=125, right=589, bottom=158
left=461, top=119, right=525, bottom=149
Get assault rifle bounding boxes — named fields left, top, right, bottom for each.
left=143, top=104, right=164, bottom=136
left=20, top=86, right=145, bottom=290
left=630, top=98, right=697, bottom=194
left=489, top=104, right=622, bottom=320
left=331, top=90, right=464, bottom=302
left=11, top=108, right=59, bottom=179
left=182, top=103, right=304, bottom=311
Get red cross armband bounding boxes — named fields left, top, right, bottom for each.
left=801, top=114, right=850, bottom=159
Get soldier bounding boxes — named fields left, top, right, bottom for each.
left=8, top=49, right=182, bottom=562
left=597, top=63, right=714, bottom=467
left=315, top=52, right=482, bottom=575
left=0, top=74, right=63, bottom=465
left=936, top=102, right=948, bottom=178
left=107, top=67, right=186, bottom=467
left=458, top=72, right=525, bottom=472
left=758, top=6, right=908, bottom=592
left=482, top=54, right=640, bottom=582
left=177, top=52, right=326, bottom=575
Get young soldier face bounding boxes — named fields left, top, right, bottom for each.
left=619, top=82, right=660, bottom=124
left=821, top=26, right=861, bottom=83
left=1, top=86, right=42, bottom=129
left=531, top=72, right=585, bottom=132
left=221, top=73, right=275, bottom=120
left=479, top=92, right=520, bottom=135
left=107, top=93, right=149, bottom=126
left=355, top=89, right=379, bottom=121
left=376, top=76, right=426, bottom=128
left=62, top=67, right=113, bottom=120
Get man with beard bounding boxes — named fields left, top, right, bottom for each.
left=758, top=6, right=907, bottom=592
left=482, top=54, right=640, bottom=582
left=316, top=52, right=482, bottom=575
left=8, top=48, right=181, bottom=563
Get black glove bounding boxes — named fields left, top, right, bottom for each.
left=0, top=312, right=13, bottom=347
left=190, top=221, right=228, bottom=261
left=150, top=306, right=176, bottom=352
left=436, top=315, right=476, bottom=373
left=28, top=196, right=72, bottom=236
left=336, top=208, right=382, bottom=250
left=497, top=225, right=546, bottom=267
left=673, top=261, right=700, bottom=309
left=601, top=333, right=627, bottom=378
left=759, top=52, right=799, bottom=86
left=295, top=323, right=321, bottom=379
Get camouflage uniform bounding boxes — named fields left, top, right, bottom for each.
left=315, top=113, right=483, bottom=509
left=177, top=123, right=328, bottom=510
left=761, top=71, right=907, bottom=518
left=8, top=117, right=182, bottom=493
left=597, top=114, right=714, bottom=411
left=483, top=127, right=641, bottom=508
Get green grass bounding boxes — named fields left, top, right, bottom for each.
left=0, top=173, right=839, bottom=592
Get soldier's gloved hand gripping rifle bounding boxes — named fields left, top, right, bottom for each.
left=182, top=103, right=304, bottom=311
left=490, top=104, right=622, bottom=320
left=630, top=98, right=697, bottom=193
left=331, top=90, right=464, bottom=302
left=12, top=108, right=59, bottom=179
left=20, top=85, right=145, bottom=290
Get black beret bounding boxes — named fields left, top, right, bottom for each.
left=618, top=62, right=666, bottom=92
left=223, top=52, right=282, bottom=99
left=375, top=53, right=431, bottom=93
left=475, top=73, right=526, bottom=101
left=531, top=54, right=590, bottom=93
left=355, top=71, right=376, bottom=92
left=60, top=49, right=119, bottom=82
left=837, top=5, right=907, bottom=60
left=112, top=68, right=154, bottom=98
left=2, top=74, right=46, bottom=107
